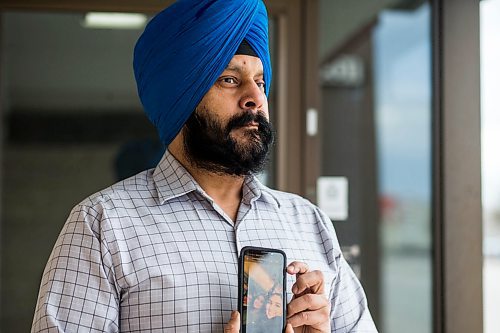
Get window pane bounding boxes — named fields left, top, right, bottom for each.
left=374, top=4, right=432, bottom=332
left=318, top=2, right=432, bottom=331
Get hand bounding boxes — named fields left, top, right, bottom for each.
left=286, top=262, right=331, bottom=333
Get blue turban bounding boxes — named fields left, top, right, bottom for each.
left=133, top=0, right=272, bottom=146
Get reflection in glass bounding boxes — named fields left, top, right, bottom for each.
left=374, top=4, right=432, bottom=332
left=318, top=1, right=432, bottom=332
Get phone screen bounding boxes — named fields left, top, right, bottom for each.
left=239, top=247, right=286, bottom=333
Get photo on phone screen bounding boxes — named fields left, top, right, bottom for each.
left=238, top=246, right=286, bottom=333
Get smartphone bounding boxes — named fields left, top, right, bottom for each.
left=238, top=246, right=287, bottom=333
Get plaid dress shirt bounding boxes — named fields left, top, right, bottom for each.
left=32, top=151, right=377, bottom=333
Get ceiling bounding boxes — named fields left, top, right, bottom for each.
left=1, top=11, right=144, bottom=113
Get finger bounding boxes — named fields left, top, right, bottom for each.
left=287, top=293, right=329, bottom=318
left=285, top=323, right=294, bottom=333
left=224, top=311, right=240, bottom=333
left=287, top=307, right=331, bottom=329
left=292, top=270, right=325, bottom=295
left=287, top=261, right=309, bottom=275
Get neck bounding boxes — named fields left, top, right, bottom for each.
left=168, top=136, right=245, bottom=222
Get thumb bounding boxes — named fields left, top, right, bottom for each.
left=224, top=311, right=240, bottom=333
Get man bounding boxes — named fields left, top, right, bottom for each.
left=31, top=0, right=377, bottom=332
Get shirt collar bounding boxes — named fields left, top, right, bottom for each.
left=153, top=150, right=200, bottom=204
left=242, top=173, right=281, bottom=209
left=241, top=175, right=261, bottom=205
left=153, top=150, right=281, bottom=209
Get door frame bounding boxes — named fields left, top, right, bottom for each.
left=432, top=0, right=483, bottom=332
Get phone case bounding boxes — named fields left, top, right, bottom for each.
left=238, top=246, right=287, bottom=333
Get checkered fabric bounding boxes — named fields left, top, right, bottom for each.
left=31, top=151, right=377, bottom=332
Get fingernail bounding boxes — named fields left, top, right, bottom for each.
left=231, top=310, right=237, bottom=318
left=292, top=285, right=298, bottom=294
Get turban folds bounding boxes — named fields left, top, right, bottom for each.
left=133, top=0, right=272, bottom=145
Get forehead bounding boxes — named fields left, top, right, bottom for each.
left=224, top=55, right=263, bottom=74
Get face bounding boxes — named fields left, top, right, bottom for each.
left=253, top=295, right=265, bottom=309
left=182, top=55, right=274, bottom=176
left=265, top=294, right=283, bottom=319
left=200, top=55, right=269, bottom=130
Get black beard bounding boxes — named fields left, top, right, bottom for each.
left=183, top=107, right=274, bottom=176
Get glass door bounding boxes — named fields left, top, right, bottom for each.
left=316, top=1, right=432, bottom=331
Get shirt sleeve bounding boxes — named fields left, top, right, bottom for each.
left=329, top=255, right=378, bottom=332
left=315, top=207, right=378, bottom=333
left=31, top=203, right=120, bottom=333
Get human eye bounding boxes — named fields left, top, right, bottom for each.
left=218, top=76, right=238, bottom=86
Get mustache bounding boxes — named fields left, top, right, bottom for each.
left=183, top=107, right=275, bottom=176
left=225, top=111, right=269, bottom=132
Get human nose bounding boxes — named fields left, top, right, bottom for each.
left=239, top=81, right=266, bottom=111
